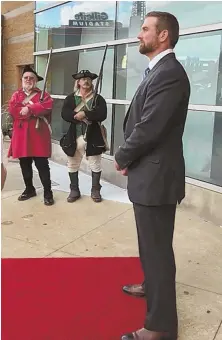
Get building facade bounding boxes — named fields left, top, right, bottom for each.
left=2, top=1, right=222, bottom=223
left=1, top=1, right=35, bottom=104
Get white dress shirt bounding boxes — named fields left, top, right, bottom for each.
left=148, top=48, right=174, bottom=70
left=142, top=49, right=174, bottom=80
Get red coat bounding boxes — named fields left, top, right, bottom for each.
left=8, top=88, right=53, bottom=159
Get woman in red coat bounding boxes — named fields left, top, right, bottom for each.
left=8, top=65, right=54, bottom=206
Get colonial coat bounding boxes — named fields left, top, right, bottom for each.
left=61, top=93, right=107, bottom=156
left=8, top=88, right=53, bottom=159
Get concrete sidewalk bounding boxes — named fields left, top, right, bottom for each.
left=1, top=155, right=222, bottom=340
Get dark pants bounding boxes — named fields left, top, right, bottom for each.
left=19, top=157, right=52, bottom=197
left=133, top=203, right=177, bottom=336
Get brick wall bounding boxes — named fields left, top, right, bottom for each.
left=1, top=1, right=33, bottom=14
left=1, top=1, right=35, bottom=104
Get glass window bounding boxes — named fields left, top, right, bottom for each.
left=211, top=113, right=222, bottom=186
left=115, top=43, right=151, bottom=100
left=36, top=46, right=114, bottom=97
left=111, top=106, right=222, bottom=186
left=117, top=1, right=222, bottom=39
left=175, top=31, right=222, bottom=105
left=183, top=110, right=222, bottom=186
left=102, top=104, right=112, bottom=156
left=51, top=99, right=70, bottom=141
left=35, top=1, right=61, bottom=11
left=112, top=104, right=129, bottom=154
left=35, top=1, right=116, bottom=51
left=216, top=50, right=222, bottom=106
left=117, top=2, right=146, bottom=39
left=51, top=99, right=113, bottom=156
left=114, top=31, right=222, bottom=105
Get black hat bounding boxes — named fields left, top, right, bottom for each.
left=22, top=65, right=44, bottom=82
left=72, top=69, right=98, bottom=80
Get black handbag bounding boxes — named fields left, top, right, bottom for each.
left=60, top=124, right=76, bottom=157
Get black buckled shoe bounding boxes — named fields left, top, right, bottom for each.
left=44, top=197, right=54, bottom=206
left=18, top=189, right=36, bottom=201
left=44, top=191, right=54, bottom=206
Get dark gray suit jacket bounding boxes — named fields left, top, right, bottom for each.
left=115, top=53, right=190, bottom=206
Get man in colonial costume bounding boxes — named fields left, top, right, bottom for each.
left=8, top=65, right=54, bottom=206
left=61, top=69, right=107, bottom=203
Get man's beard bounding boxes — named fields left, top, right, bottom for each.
left=23, top=84, right=34, bottom=92
left=139, top=42, right=156, bottom=55
left=82, top=83, right=91, bottom=89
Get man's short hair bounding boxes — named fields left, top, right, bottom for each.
left=146, top=11, right=179, bottom=48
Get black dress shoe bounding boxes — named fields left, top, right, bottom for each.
left=121, top=335, right=175, bottom=340
left=44, top=196, right=54, bottom=206
left=121, top=329, right=176, bottom=340
left=122, top=283, right=145, bottom=297
left=18, top=189, right=36, bottom=201
left=121, top=334, right=134, bottom=340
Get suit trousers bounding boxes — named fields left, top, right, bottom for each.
left=133, top=203, right=177, bottom=336
left=19, top=157, right=52, bottom=195
left=67, top=136, right=101, bottom=173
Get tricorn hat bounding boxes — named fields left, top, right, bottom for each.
left=72, top=69, right=98, bottom=80
left=22, top=65, right=44, bottom=82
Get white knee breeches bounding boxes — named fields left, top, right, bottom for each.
left=67, top=136, right=102, bottom=173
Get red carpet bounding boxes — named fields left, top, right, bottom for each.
left=1, top=257, right=145, bottom=340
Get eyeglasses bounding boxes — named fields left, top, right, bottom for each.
left=23, top=76, right=35, bottom=80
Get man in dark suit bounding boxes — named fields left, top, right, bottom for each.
left=115, top=11, right=190, bottom=340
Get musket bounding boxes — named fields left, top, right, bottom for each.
left=40, top=47, right=53, bottom=102
left=90, top=44, right=108, bottom=110
left=83, top=44, right=108, bottom=141
left=36, top=47, right=52, bottom=129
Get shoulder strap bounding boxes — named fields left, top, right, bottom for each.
left=22, top=91, right=38, bottom=105
left=74, top=93, right=94, bottom=113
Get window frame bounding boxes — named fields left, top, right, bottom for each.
left=34, top=1, right=71, bottom=14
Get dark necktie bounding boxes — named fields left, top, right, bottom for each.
left=143, top=67, right=150, bottom=79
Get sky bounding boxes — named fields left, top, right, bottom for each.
left=36, top=1, right=126, bottom=27
left=35, top=1, right=171, bottom=28
left=35, top=1, right=222, bottom=30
